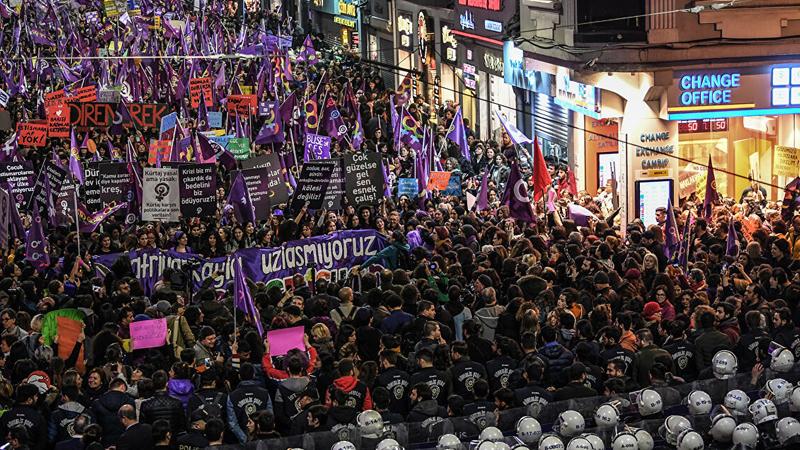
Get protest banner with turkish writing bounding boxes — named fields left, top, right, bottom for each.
left=228, top=138, right=250, bottom=160
left=344, top=152, right=383, bottom=206
left=226, top=95, right=258, bottom=115
left=0, top=162, right=36, bottom=210
left=189, top=77, right=213, bottom=108
left=130, top=318, right=168, bottom=350
left=178, top=164, right=217, bottom=218
left=46, top=104, right=70, bottom=138
left=398, top=178, right=419, bottom=198
left=142, top=167, right=180, bottom=222
left=16, top=122, right=48, bottom=147
left=427, top=171, right=452, bottom=191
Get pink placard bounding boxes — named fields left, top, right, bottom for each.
left=267, top=326, right=305, bottom=356
left=130, top=318, right=168, bottom=350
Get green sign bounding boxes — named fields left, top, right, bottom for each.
left=228, top=138, right=250, bottom=160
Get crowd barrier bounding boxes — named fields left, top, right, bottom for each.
left=211, top=373, right=765, bottom=449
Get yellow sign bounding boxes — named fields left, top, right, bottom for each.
left=334, top=16, right=356, bottom=28
left=774, top=146, right=800, bottom=177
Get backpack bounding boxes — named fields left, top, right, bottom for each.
left=196, top=392, right=224, bottom=420
left=334, top=306, right=359, bottom=326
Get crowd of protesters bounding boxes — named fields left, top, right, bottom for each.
left=3, top=1, right=800, bottom=450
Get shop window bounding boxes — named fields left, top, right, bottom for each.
left=575, top=0, right=646, bottom=43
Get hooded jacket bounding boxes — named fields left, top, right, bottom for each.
left=49, top=401, right=89, bottom=444
left=406, top=399, right=447, bottom=425
left=537, top=342, right=574, bottom=388
left=167, top=378, right=194, bottom=410
left=324, top=376, right=372, bottom=411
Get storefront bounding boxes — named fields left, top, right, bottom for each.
left=361, top=0, right=393, bottom=88
left=309, top=0, right=361, bottom=50
left=666, top=65, right=800, bottom=202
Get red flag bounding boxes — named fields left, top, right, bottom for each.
left=531, top=139, right=552, bottom=202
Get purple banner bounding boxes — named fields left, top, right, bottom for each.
left=304, top=134, right=331, bottom=161
left=92, top=230, right=388, bottom=295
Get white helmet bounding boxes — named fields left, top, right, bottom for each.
left=517, top=416, right=543, bottom=444
left=495, top=443, right=511, bottom=450
left=763, top=378, right=792, bottom=404
left=724, top=389, right=751, bottom=415
left=676, top=430, right=704, bottom=450
left=356, top=410, right=384, bottom=437
left=376, top=438, right=402, bottom=450
left=712, top=350, right=738, bottom=379
left=791, top=386, right=800, bottom=412
left=594, top=404, right=620, bottom=429
left=539, top=435, right=565, bottom=450
left=437, top=434, right=462, bottom=450
left=749, top=398, right=778, bottom=425
left=566, top=437, right=593, bottom=450
left=771, top=346, right=796, bottom=373
left=731, top=423, right=758, bottom=448
left=685, top=390, right=713, bottom=415
left=555, top=411, right=585, bottom=437
left=331, top=441, right=357, bottom=450
left=480, top=426, right=504, bottom=442
left=637, top=389, right=663, bottom=416
left=610, top=432, right=637, bottom=450
left=511, top=446, right=531, bottom=450
left=709, top=413, right=737, bottom=442
left=630, top=428, right=654, bottom=450
left=476, top=441, right=497, bottom=450
left=580, top=434, right=605, bottom=450
left=659, top=415, right=692, bottom=446
left=776, top=417, right=800, bottom=445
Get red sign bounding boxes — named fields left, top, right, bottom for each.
left=128, top=104, right=170, bottom=128
left=226, top=95, right=257, bottom=116
left=16, top=122, right=48, bottom=147
left=69, top=103, right=115, bottom=127
left=189, top=77, right=213, bottom=108
left=46, top=104, right=70, bottom=138
left=458, top=0, right=501, bottom=10
left=45, top=90, right=66, bottom=109
left=148, top=140, right=172, bottom=165
left=427, top=171, right=452, bottom=191
left=68, top=85, right=98, bottom=103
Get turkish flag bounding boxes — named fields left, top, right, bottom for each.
left=531, top=139, right=552, bottom=202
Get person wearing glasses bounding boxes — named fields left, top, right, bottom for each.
left=0, top=309, right=27, bottom=341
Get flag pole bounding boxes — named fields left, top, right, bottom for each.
left=72, top=184, right=80, bottom=252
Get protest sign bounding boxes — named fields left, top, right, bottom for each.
left=208, top=134, right=233, bottom=149
left=68, top=103, right=115, bottom=128
left=31, top=162, right=68, bottom=212
left=226, top=95, right=258, bottom=115
left=130, top=318, right=168, bottom=350
left=0, top=188, right=8, bottom=249
left=292, top=159, right=337, bottom=210
left=98, top=163, right=131, bottom=206
left=56, top=317, right=85, bottom=372
left=54, top=183, right=76, bottom=227
left=92, top=230, right=388, bottom=295
left=16, top=122, right=48, bottom=147
left=97, top=89, right=121, bottom=103
left=127, top=104, right=171, bottom=128
left=266, top=326, right=305, bottom=356
left=70, top=85, right=98, bottom=103
left=304, top=134, right=331, bottom=160
left=46, top=104, right=70, bottom=138
left=189, top=77, right=213, bottom=108
left=398, top=178, right=418, bottom=198
left=0, top=89, right=8, bottom=108
left=83, top=163, right=103, bottom=211
left=207, top=111, right=223, bottom=129
left=427, top=171, right=452, bottom=191
left=344, top=153, right=383, bottom=206
left=45, top=90, right=66, bottom=109
left=240, top=154, right=289, bottom=205
left=142, top=167, right=180, bottom=222
left=324, top=159, right=345, bottom=210
left=443, top=172, right=462, bottom=196
left=147, top=140, right=172, bottom=165
left=239, top=168, right=272, bottom=221
left=774, top=146, right=800, bottom=177
left=228, top=138, right=250, bottom=160
left=178, top=164, right=217, bottom=218
left=159, top=112, right=178, bottom=140
left=0, top=162, right=36, bottom=210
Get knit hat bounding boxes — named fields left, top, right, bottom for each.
left=643, top=302, right=662, bottom=320
left=593, top=272, right=610, bottom=286
left=624, top=268, right=641, bottom=280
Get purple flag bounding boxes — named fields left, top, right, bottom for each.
left=233, top=256, right=264, bottom=337
left=299, top=35, right=318, bottom=66
left=400, top=108, right=423, bottom=151
left=496, top=111, right=533, bottom=145
left=476, top=168, right=489, bottom=211
left=325, top=102, right=347, bottom=141
left=69, top=128, right=84, bottom=183
left=78, top=201, right=128, bottom=233
left=197, top=133, right=218, bottom=163
left=214, top=64, right=226, bottom=91
left=254, top=102, right=284, bottom=144
left=25, top=205, right=50, bottom=270
left=567, top=204, right=597, bottom=227
left=382, top=160, right=391, bottom=197
left=227, top=171, right=256, bottom=224
left=501, top=163, right=535, bottom=222
left=0, top=133, right=18, bottom=162
left=197, top=91, right=210, bottom=131
left=279, top=91, right=297, bottom=124
left=703, top=155, right=720, bottom=220
left=352, top=109, right=365, bottom=150
left=726, top=218, right=739, bottom=257
left=664, top=199, right=679, bottom=260
left=446, top=107, right=470, bottom=161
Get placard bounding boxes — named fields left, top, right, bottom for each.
left=45, top=90, right=66, bottom=109
left=142, top=167, right=180, bottom=222
left=228, top=138, right=250, bottom=160
left=97, top=89, right=121, bottom=103
left=0, top=161, right=36, bottom=209
left=239, top=168, right=273, bottom=221
left=148, top=140, right=172, bottom=165
left=304, top=134, right=331, bottom=160
left=68, top=102, right=115, bottom=128
left=16, top=122, right=48, bottom=147
left=127, top=103, right=171, bottom=128
left=240, top=154, right=289, bottom=205
left=292, top=159, right=337, bottom=210
left=189, top=77, right=213, bottom=108
left=324, top=158, right=345, bottom=210
left=178, top=164, right=217, bottom=218
left=0, top=89, right=8, bottom=108
left=266, top=326, right=305, bottom=356
left=130, top=318, right=167, bottom=350
left=46, top=104, right=70, bottom=138
left=774, top=146, right=800, bottom=177
left=98, top=163, right=131, bottom=206
left=207, top=111, right=223, bottom=129
left=443, top=172, right=462, bottom=196
left=397, top=178, right=418, bottom=198
left=344, top=153, right=383, bottom=206
left=31, top=162, right=68, bottom=212
left=83, top=162, right=103, bottom=212
left=427, top=171, right=452, bottom=191
left=56, top=317, right=85, bottom=372
left=70, top=85, right=98, bottom=103
left=159, top=112, right=177, bottom=140
left=226, top=95, right=258, bottom=115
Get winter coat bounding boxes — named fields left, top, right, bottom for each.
left=537, top=342, right=574, bottom=388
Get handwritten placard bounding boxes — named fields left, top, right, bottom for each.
left=130, top=318, right=168, bottom=350
left=266, top=326, right=304, bottom=356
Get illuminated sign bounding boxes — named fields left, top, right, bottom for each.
left=555, top=67, right=602, bottom=118
left=677, top=73, right=741, bottom=106
left=418, top=11, right=429, bottom=59
left=459, top=10, right=475, bottom=29
left=441, top=24, right=458, bottom=63
left=771, top=67, right=800, bottom=106
left=337, top=0, right=356, bottom=16
left=334, top=16, right=356, bottom=27
left=397, top=13, right=413, bottom=49
left=458, top=0, right=501, bottom=11
left=484, top=20, right=502, bottom=33
left=483, top=52, right=503, bottom=75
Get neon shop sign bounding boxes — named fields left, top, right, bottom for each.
left=678, top=73, right=741, bottom=106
